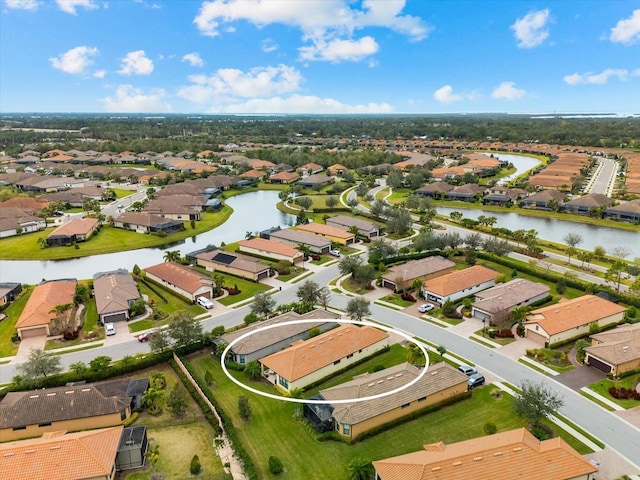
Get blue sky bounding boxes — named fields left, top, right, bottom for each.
left=1, top=0, right=639, bottom=114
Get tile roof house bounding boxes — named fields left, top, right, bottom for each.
left=299, top=162, right=324, bottom=175
left=584, top=323, right=640, bottom=376
left=296, top=173, right=334, bottom=188
left=0, top=378, right=144, bottom=441
left=414, top=182, right=455, bottom=198
left=373, top=427, right=598, bottom=480
left=113, top=211, right=185, bottom=234
left=260, top=325, right=389, bottom=393
left=446, top=183, right=487, bottom=202
left=603, top=198, right=640, bottom=223
left=239, top=237, right=304, bottom=264
left=16, top=279, right=77, bottom=339
left=296, top=222, right=356, bottom=245
left=325, top=215, right=380, bottom=238
left=267, top=228, right=332, bottom=254
left=194, top=248, right=271, bottom=281
left=144, top=262, right=214, bottom=302
left=471, top=278, right=550, bottom=325
left=0, top=426, right=124, bottom=480
left=269, top=171, right=300, bottom=184
left=381, top=256, right=455, bottom=291
left=0, top=206, right=46, bottom=238
left=524, top=295, right=627, bottom=347
left=217, top=309, right=339, bottom=365
left=561, top=193, right=613, bottom=215
left=308, top=362, right=468, bottom=440
left=422, top=265, right=499, bottom=305
left=327, top=163, right=348, bottom=176
left=143, top=198, right=201, bottom=221
left=93, top=270, right=141, bottom=324
left=46, top=217, right=99, bottom=246
left=519, top=189, right=568, bottom=210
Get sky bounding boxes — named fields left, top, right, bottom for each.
left=1, top=0, right=639, bottom=115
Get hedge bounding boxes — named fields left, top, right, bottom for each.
left=140, top=277, right=169, bottom=304
left=370, top=249, right=458, bottom=267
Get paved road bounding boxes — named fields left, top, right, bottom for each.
left=587, top=157, right=618, bottom=196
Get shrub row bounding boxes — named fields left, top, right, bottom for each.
left=176, top=356, right=258, bottom=480
left=140, top=277, right=169, bottom=304
left=608, top=386, right=640, bottom=401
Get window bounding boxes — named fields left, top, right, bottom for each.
left=343, top=424, right=350, bottom=435
left=346, top=354, right=353, bottom=359
left=401, top=403, right=410, bottom=409
left=333, top=359, right=341, bottom=365
left=535, top=325, right=539, bottom=331
left=239, top=355, right=246, bottom=364
left=120, top=410, right=127, bottom=421
left=12, top=426, right=26, bottom=431
left=418, top=397, right=426, bottom=402
left=278, top=376, right=289, bottom=389
left=38, top=422, right=52, bottom=427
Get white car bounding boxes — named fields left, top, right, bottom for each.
left=105, top=323, right=116, bottom=336
left=418, top=303, right=434, bottom=313
left=329, top=249, right=341, bottom=257
left=197, top=297, right=214, bottom=309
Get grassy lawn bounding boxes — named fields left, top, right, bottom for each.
left=525, top=348, right=575, bottom=374
left=187, top=353, right=592, bottom=480
left=112, top=188, right=136, bottom=198
left=473, top=328, right=516, bottom=345
left=0, top=286, right=33, bottom=357
left=0, top=207, right=233, bottom=260
left=341, top=277, right=373, bottom=295
left=378, top=294, right=414, bottom=308
left=587, top=374, right=640, bottom=409
left=138, top=280, right=203, bottom=317
left=201, top=272, right=270, bottom=306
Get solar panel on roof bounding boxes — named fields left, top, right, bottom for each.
left=212, top=252, right=236, bottom=265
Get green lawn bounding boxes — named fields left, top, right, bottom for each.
left=112, top=188, right=136, bottom=199
left=0, top=207, right=233, bottom=260
left=587, top=374, right=640, bottom=409
left=187, top=352, right=592, bottom=480
left=191, top=270, right=270, bottom=306
left=0, top=286, right=33, bottom=357
left=138, top=280, right=203, bottom=317
left=378, top=294, right=414, bottom=308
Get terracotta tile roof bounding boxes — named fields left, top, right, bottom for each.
left=239, top=237, right=302, bottom=257
left=296, top=222, right=356, bottom=239
left=248, top=159, right=276, bottom=169
left=373, top=428, right=597, bottom=480
left=0, top=196, right=48, bottom=210
left=0, top=380, right=131, bottom=428
left=384, top=256, right=455, bottom=283
left=322, top=362, right=467, bottom=425
left=0, top=426, right=123, bottom=480
left=93, top=270, right=140, bottom=317
left=144, top=262, right=213, bottom=294
left=270, top=171, right=299, bottom=182
left=472, top=278, right=550, bottom=314
left=423, top=265, right=499, bottom=297
left=525, top=295, right=627, bottom=335
left=260, top=325, right=389, bottom=382
left=16, top=279, right=76, bottom=329
left=240, top=169, right=267, bottom=178
left=585, top=323, right=640, bottom=366
left=47, top=218, right=98, bottom=238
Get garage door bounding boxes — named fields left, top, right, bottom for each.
left=586, top=355, right=612, bottom=374
left=472, top=309, right=491, bottom=323
left=381, top=280, right=396, bottom=290
left=103, top=312, right=127, bottom=323
left=526, top=329, right=548, bottom=346
left=20, top=327, right=47, bottom=338
left=257, top=271, right=269, bottom=281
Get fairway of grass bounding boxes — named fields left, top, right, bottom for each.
left=0, top=286, right=32, bottom=357
left=187, top=352, right=592, bottom=480
left=0, top=207, right=233, bottom=260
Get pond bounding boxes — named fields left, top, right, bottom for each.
left=0, top=190, right=296, bottom=284
left=487, top=153, right=542, bottom=185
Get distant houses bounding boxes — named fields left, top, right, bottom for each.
left=381, top=256, right=455, bottom=291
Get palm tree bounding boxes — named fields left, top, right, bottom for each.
left=348, top=457, right=375, bottom=480
left=348, top=225, right=360, bottom=240
left=163, top=250, right=181, bottom=262
left=245, top=231, right=255, bottom=240
left=406, top=343, right=425, bottom=366
left=145, top=443, right=160, bottom=476
left=449, top=211, right=463, bottom=223
left=142, top=387, right=164, bottom=415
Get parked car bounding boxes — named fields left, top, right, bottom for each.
left=458, top=365, right=478, bottom=376
left=117, top=204, right=123, bottom=208
left=329, top=249, right=341, bottom=257
left=418, top=303, right=434, bottom=313
left=467, top=373, right=485, bottom=389
left=105, top=323, right=116, bottom=336
left=197, top=296, right=214, bottom=309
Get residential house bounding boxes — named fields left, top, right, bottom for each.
left=0, top=377, right=146, bottom=441
left=193, top=248, right=271, bottom=281
left=296, top=173, right=334, bottom=188
left=113, top=212, right=185, bottom=234
left=0, top=206, right=47, bottom=238
left=267, top=228, right=332, bottom=254
left=422, top=265, right=499, bottom=305
left=299, top=162, right=324, bottom=175
left=0, top=426, right=124, bottom=480
left=381, top=256, right=455, bottom=291
left=270, top=171, right=300, bottom=184
left=116, top=425, right=149, bottom=470
left=260, top=324, right=389, bottom=393
left=46, top=217, right=99, bottom=246
left=143, top=198, right=201, bottom=221
left=93, top=270, right=141, bottom=324
left=561, top=193, right=613, bottom=215
left=325, top=215, right=380, bottom=238
left=471, top=278, right=550, bottom=325
left=524, top=295, right=627, bottom=347
left=15, top=279, right=77, bottom=339
left=216, top=309, right=339, bottom=365
left=0, top=282, right=22, bottom=306
left=144, top=262, right=214, bottom=302
left=307, top=362, right=468, bottom=440
left=446, top=183, right=486, bottom=202
left=239, top=169, right=267, bottom=182
left=482, top=187, right=528, bottom=205
left=603, top=199, right=640, bottom=223
left=584, top=323, right=640, bottom=375
left=519, top=189, right=568, bottom=210
left=373, top=428, right=598, bottom=480
left=296, top=222, right=356, bottom=245
left=239, top=237, right=304, bottom=264
left=414, top=182, right=454, bottom=198
left=327, top=163, right=348, bottom=176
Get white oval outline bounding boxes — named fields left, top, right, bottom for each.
left=221, top=318, right=429, bottom=404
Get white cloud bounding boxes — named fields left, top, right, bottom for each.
left=5, top=0, right=40, bottom=10
left=299, top=36, right=378, bottom=62
left=193, top=0, right=429, bottom=62
left=102, top=85, right=171, bottom=113
left=118, top=50, right=154, bottom=76
left=563, top=68, right=630, bottom=85
left=511, top=9, right=550, bottom=48
left=433, top=85, right=463, bottom=104
left=182, top=52, right=204, bottom=67
left=49, top=46, right=99, bottom=74
left=93, top=69, right=106, bottom=79
left=177, top=64, right=303, bottom=104
left=491, top=81, right=526, bottom=100
left=55, top=0, right=97, bottom=15
left=261, top=38, right=278, bottom=53
left=610, top=9, right=640, bottom=45
left=205, top=94, right=394, bottom=114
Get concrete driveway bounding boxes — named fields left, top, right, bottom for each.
left=555, top=364, right=606, bottom=391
